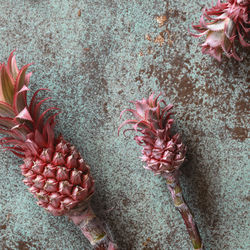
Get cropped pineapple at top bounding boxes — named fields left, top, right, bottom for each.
left=119, top=94, right=203, bottom=249
left=191, top=0, right=250, bottom=61
left=0, top=52, right=117, bottom=250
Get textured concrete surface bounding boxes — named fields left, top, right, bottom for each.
left=0, top=0, right=249, bottom=249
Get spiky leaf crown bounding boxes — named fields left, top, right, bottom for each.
left=192, top=0, right=250, bottom=61
left=119, top=94, right=186, bottom=175
left=0, top=52, right=59, bottom=157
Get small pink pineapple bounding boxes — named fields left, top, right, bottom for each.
left=119, top=94, right=203, bottom=249
left=0, top=52, right=117, bottom=250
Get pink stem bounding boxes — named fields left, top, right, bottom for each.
left=165, top=173, right=203, bottom=250
left=66, top=202, right=118, bottom=250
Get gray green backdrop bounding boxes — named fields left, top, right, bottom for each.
left=0, top=0, right=249, bottom=249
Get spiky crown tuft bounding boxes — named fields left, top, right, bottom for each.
left=0, top=52, right=59, bottom=158
left=119, top=93, right=186, bottom=175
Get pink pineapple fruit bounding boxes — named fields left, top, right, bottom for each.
left=191, top=0, right=250, bottom=61
left=119, top=93, right=203, bottom=249
left=0, top=52, right=117, bottom=250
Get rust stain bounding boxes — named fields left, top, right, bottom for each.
left=100, top=78, right=108, bottom=93
left=225, top=126, right=248, bottom=142
left=176, top=74, right=194, bottom=99
left=155, top=15, right=167, bottom=27
left=2, top=242, right=12, bottom=250
left=235, top=99, right=248, bottom=113
left=142, top=241, right=161, bottom=250
left=18, top=241, right=31, bottom=250
left=103, top=102, right=108, bottom=114
left=142, top=237, right=151, bottom=246
left=167, top=8, right=186, bottom=21
left=147, top=47, right=153, bottom=54
left=243, top=196, right=250, bottom=202
left=135, top=75, right=143, bottom=84
left=6, top=213, right=12, bottom=220
left=78, top=9, right=81, bottom=17
left=153, top=242, right=161, bottom=250
left=0, top=224, right=6, bottom=230
left=165, top=28, right=173, bottom=47
left=145, top=34, right=152, bottom=41
left=122, top=198, right=129, bottom=207
left=154, top=34, right=165, bottom=46
left=139, top=50, right=144, bottom=56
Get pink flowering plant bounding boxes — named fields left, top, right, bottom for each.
left=0, top=52, right=117, bottom=250
left=192, top=0, right=250, bottom=61
left=119, top=94, right=203, bottom=249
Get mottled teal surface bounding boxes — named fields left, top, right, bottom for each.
left=0, top=0, right=249, bottom=249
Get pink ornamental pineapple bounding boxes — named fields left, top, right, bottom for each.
left=191, top=0, right=250, bottom=61
left=119, top=94, right=203, bottom=250
left=0, top=52, right=117, bottom=250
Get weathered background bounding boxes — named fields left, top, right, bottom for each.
left=0, top=0, right=249, bottom=249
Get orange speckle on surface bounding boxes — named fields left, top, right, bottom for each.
left=6, top=213, right=11, bottom=221
left=154, top=34, right=165, bottom=46
left=167, top=37, right=173, bottom=47
left=145, top=34, right=152, bottom=41
left=155, top=15, right=167, bottom=27
left=78, top=9, right=81, bottom=17
left=147, top=47, right=153, bottom=54
left=142, top=237, right=151, bottom=246
left=165, top=29, right=174, bottom=47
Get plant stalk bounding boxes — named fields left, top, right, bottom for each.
left=165, top=172, right=203, bottom=250
left=66, top=202, right=117, bottom=250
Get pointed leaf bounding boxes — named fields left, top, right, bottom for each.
left=0, top=101, right=15, bottom=117
left=0, top=128, right=15, bottom=136
left=46, top=123, right=55, bottom=148
left=9, top=150, right=25, bottom=158
left=13, top=85, right=29, bottom=113
left=1, top=65, right=15, bottom=104
left=1, top=146, right=24, bottom=153
left=36, top=107, right=59, bottom=129
left=14, top=63, right=32, bottom=110
left=29, top=88, right=50, bottom=113
left=16, top=107, right=33, bottom=121
left=120, top=108, right=142, bottom=120
left=0, top=137, right=25, bottom=146
left=0, top=116, right=17, bottom=128
left=33, top=97, right=52, bottom=122
left=24, top=72, right=32, bottom=86
left=118, top=119, right=138, bottom=135
left=34, top=130, right=46, bottom=148
left=43, top=112, right=60, bottom=140
left=0, top=69, right=4, bottom=102
left=15, top=63, right=32, bottom=91
left=7, top=51, right=19, bottom=80
left=25, top=139, right=39, bottom=155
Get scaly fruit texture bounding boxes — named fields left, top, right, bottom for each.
left=119, top=94, right=203, bottom=250
left=191, top=0, right=250, bottom=61
left=0, top=52, right=117, bottom=250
